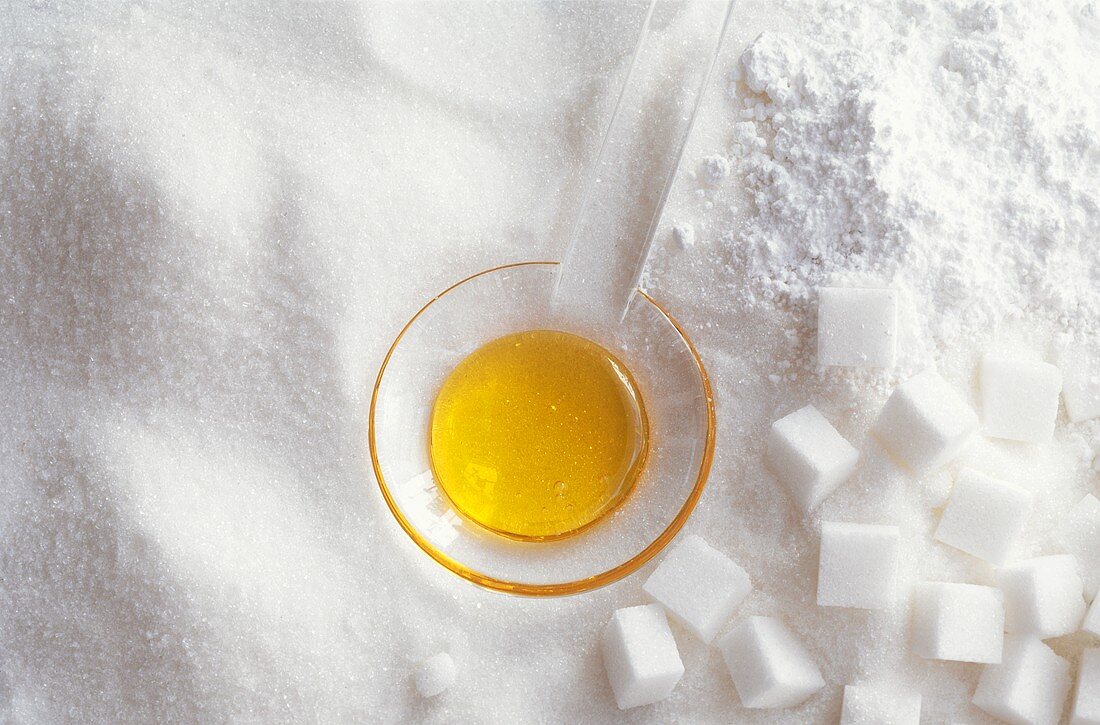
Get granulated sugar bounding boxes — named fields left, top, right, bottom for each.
left=2, top=0, right=1098, bottom=723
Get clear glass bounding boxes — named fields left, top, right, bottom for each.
left=369, top=262, right=715, bottom=596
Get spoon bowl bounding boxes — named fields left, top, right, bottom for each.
left=369, top=261, right=714, bottom=595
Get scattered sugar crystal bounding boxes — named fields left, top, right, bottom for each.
left=1072, top=647, right=1100, bottom=725
left=840, top=684, right=921, bottom=725
left=1059, top=347, right=1100, bottom=423
left=817, top=521, right=900, bottom=610
left=934, top=468, right=1032, bottom=566
left=980, top=355, right=1063, bottom=443
left=871, top=369, right=979, bottom=473
left=1054, top=494, right=1100, bottom=600
left=601, top=604, right=684, bottom=710
left=718, top=616, right=824, bottom=709
left=671, top=223, right=695, bottom=250
left=701, top=154, right=731, bottom=185
left=997, top=555, right=1085, bottom=639
left=415, top=653, right=456, bottom=698
left=972, top=636, right=1070, bottom=725
left=1083, top=597, right=1100, bottom=638
left=912, top=582, right=1004, bottom=663
left=817, top=287, right=898, bottom=368
left=765, top=405, right=859, bottom=514
left=643, top=534, right=751, bottom=643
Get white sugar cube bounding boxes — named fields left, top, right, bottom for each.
left=765, top=405, right=859, bottom=514
left=934, top=468, right=1032, bottom=566
left=973, top=636, right=1070, bottom=725
left=414, top=652, right=456, bottom=698
left=1060, top=348, right=1100, bottom=423
left=601, top=604, right=684, bottom=710
left=871, top=369, right=979, bottom=473
left=1055, top=494, right=1100, bottom=600
left=997, top=555, right=1085, bottom=639
left=912, top=582, right=1004, bottom=663
left=840, top=684, right=922, bottom=725
left=817, top=287, right=898, bottom=368
left=817, top=522, right=900, bottom=610
left=1083, top=597, right=1100, bottom=638
left=980, top=355, right=1062, bottom=443
left=1072, top=647, right=1100, bottom=725
left=718, top=616, right=825, bottom=709
left=643, top=534, right=751, bottom=643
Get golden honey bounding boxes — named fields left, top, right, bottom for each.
left=429, top=330, right=648, bottom=541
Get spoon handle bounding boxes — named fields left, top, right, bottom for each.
left=553, top=0, right=736, bottom=324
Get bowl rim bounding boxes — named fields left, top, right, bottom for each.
left=368, top=260, right=716, bottom=597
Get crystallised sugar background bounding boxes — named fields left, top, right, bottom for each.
left=2, top=1, right=1099, bottom=723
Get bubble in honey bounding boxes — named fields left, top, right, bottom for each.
left=429, top=329, right=648, bottom=541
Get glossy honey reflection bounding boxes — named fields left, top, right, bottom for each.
left=429, top=329, right=648, bottom=541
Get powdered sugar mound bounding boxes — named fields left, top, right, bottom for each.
left=723, top=3, right=1100, bottom=348
left=727, top=33, right=907, bottom=315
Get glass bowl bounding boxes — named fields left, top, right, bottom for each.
left=369, top=261, right=715, bottom=596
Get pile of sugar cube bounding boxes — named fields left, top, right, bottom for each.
left=601, top=286, right=1100, bottom=723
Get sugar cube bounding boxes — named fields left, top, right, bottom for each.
left=972, top=636, right=1070, bottom=725
left=871, top=369, right=979, bottom=473
left=934, top=468, right=1032, bottom=566
left=997, top=555, right=1085, bottom=639
left=1083, top=597, right=1100, bottom=638
left=765, top=405, right=859, bottom=514
left=414, top=652, right=456, bottom=698
left=1055, top=494, right=1100, bottom=600
left=718, top=616, right=825, bottom=709
left=643, top=534, right=751, bottom=643
left=912, top=582, right=1004, bottom=663
left=1072, top=647, right=1100, bottom=725
left=601, top=604, right=685, bottom=710
left=840, top=684, right=922, bottom=725
left=817, top=287, right=898, bottom=368
left=817, top=522, right=900, bottom=610
left=1060, top=348, right=1100, bottom=423
left=980, top=354, right=1062, bottom=443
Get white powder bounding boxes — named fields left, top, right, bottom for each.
left=700, top=153, right=732, bottom=185
left=672, top=222, right=697, bottom=250
left=722, top=3, right=1100, bottom=355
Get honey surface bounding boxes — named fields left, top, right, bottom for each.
left=430, top=330, right=647, bottom=540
